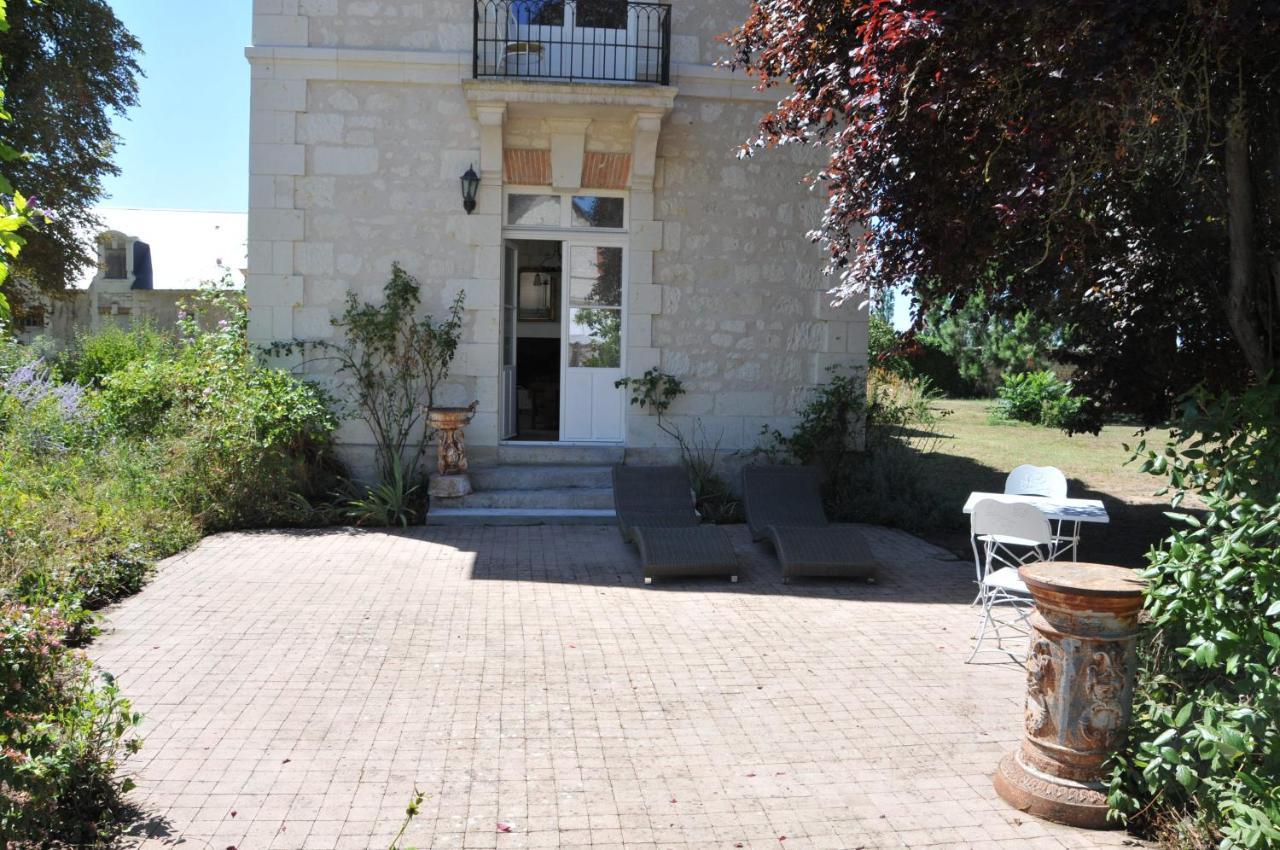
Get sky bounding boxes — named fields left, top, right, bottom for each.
left=100, top=0, right=251, bottom=212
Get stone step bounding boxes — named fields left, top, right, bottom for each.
left=469, top=464, right=613, bottom=491
left=435, top=487, right=615, bottom=511
left=497, top=444, right=625, bottom=466
left=426, top=508, right=617, bottom=527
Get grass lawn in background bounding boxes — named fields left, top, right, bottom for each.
left=916, top=398, right=1186, bottom=568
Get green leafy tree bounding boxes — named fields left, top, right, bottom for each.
left=0, top=0, right=43, bottom=322
left=574, top=307, right=621, bottom=368
left=920, top=290, right=1065, bottom=396
left=727, top=1, right=1280, bottom=426
left=0, top=0, right=141, bottom=294
left=867, top=314, right=910, bottom=377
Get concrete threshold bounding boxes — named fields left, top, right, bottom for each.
left=426, top=507, right=618, bottom=527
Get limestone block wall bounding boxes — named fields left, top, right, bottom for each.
left=22, top=288, right=207, bottom=349
left=247, top=0, right=868, bottom=475
left=254, top=0, right=752, bottom=62
left=624, top=97, right=868, bottom=455
left=247, top=72, right=497, bottom=469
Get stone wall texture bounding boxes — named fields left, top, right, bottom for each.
left=254, top=0, right=746, bottom=64
left=248, top=0, right=868, bottom=473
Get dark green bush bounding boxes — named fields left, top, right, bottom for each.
left=867, top=315, right=982, bottom=397
left=1108, top=384, right=1280, bottom=848
left=993, top=369, right=1086, bottom=429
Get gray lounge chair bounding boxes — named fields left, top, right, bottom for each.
left=612, top=465, right=739, bottom=584
left=742, top=465, right=881, bottom=583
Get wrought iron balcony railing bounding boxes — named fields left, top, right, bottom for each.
left=474, top=0, right=672, bottom=86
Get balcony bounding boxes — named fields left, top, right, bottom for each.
left=473, top=0, right=672, bottom=86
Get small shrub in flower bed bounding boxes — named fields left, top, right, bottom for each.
left=0, top=280, right=342, bottom=846
left=1, top=602, right=142, bottom=845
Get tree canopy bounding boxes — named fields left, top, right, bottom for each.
left=0, top=0, right=141, bottom=293
left=0, top=0, right=43, bottom=319
left=727, top=0, right=1280, bottom=426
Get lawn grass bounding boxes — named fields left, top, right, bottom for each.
left=915, top=398, right=1184, bottom=567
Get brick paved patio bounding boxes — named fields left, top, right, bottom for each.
left=94, top=525, right=1141, bottom=850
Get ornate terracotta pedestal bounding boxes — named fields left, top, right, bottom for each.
left=993, top=562, right=1146, bottom=829
left=426, top=403, right=478, bottom=499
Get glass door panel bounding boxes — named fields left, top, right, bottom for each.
left=567, top=0, right=636, bottom=81
left=561, top=241, right=625, bottom=442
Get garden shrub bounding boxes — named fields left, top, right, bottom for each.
left=273, top=264, right=466, bottom=522
left=868, top=315, right=978, bottom=397
left=97, top=358, right=184, bottom=437
left=1108, top=384, right=1280, bottom=848
left=62, top=321, right=173, bottom=388
left=616, top=368, right=742, bottom=523
left=95, top=284, right=342, bottom=530
left=868, top=315, right=911, bottom=377
left=756, top=367, right=950, bottom=531
left=993, top=369, right=1087, bottom=429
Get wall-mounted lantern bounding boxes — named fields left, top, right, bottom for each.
left=460, top=165, right=480, bottom=214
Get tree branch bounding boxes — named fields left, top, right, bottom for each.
left=1223, top=91, right=1271, bottom=377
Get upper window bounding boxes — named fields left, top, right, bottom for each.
left=507, top=191, right=626, bottom=230
left=103, top=237, right=128, bottom=280
left=577, top=0, right=627, bottom=29
left=571, top=196, right=625, bottom=229
left=508, top=194, right=561, bottom=227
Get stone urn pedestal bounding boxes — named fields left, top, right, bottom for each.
left=993, top=561, right=1146, bottom=829
left=426, top=402, right=478, bottom=499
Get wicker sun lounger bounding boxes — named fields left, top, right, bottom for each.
left=611, top=464, right=701, bottom=543
left=612, top=465, right=739, bottom=584
left=742, top=465, right=881, bottom=583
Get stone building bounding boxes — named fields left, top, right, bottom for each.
left=246, top=1, right=869, bottom=509
left=18, top=209, right=247, bottom=347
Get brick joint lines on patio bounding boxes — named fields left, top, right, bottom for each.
left=96, top=526, right=1140, bottom=850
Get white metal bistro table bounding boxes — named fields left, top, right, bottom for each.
left=963, top=491, right=1109, bottom=559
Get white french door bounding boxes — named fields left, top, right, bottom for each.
left=561, top=240, right=625, bottom=442
left=501, top=242, right=519, bottom=440
left=501, top=1, right=641, bottom=82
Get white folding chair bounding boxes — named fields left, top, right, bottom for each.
left=967, top=499, right=1054, bottom=663
left=1004, top=464, right=1079, bottom=560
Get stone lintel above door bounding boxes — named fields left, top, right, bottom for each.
left=465, top=80, right=673, bottom=192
